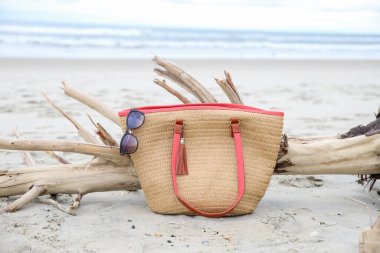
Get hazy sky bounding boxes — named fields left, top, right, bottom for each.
left=1, top=0, right=380, bottom=33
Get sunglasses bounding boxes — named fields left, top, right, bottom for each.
left=120, top=108, right=145, bottom=155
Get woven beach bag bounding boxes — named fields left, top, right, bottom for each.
left=119, top=103, right=284, bottom=217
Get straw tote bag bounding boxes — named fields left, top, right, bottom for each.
left=119, top=103, right=284, bottom=217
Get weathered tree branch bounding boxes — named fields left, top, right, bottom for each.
left=153, top=56, right=217, bottom=103
left=42, top=92, right=100, bottom=144
left=12, top=129, right=36, bottom=167
left=154, top=79, right=191, bottom=104
left=37, top=197, right=77, bottom=215
left=0, top=138, right=121, bottom=161
left=45, top=151, right=70, bottom=164
left=87, top=114, right=118, bottom=146
left=215, top=71, right=243, bottom=104
left=5, top=185, right=46, bottom=212
left=62, top=82, right=120, bottom=126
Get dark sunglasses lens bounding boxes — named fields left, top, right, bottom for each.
left=127, top=110, right=145, bottom=129
left=120, top=134, right=138, bottom=154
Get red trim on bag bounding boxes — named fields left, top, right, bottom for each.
left=118, top=103, right=284, bottom=117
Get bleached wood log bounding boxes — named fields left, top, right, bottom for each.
left=359, top=216, right=380, bottom=253
left=275, top=134, right=380, bottom=175
left=0, top=158, right=136, bottom=197
left=1, top=158, right=139, bottom=212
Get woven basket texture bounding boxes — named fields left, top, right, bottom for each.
left=120, top=109, right=283, bottom=216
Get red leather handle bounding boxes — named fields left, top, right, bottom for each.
left=171, top=119, right=245, bottom=218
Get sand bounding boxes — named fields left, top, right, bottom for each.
left=0, top=58, right=379, bottom=252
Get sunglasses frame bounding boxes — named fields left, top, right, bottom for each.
left=120, top=108, right=145, bottom=155
left=126, top=108, right=145, bottom=129
left=120, top=132, right=139, bottom=155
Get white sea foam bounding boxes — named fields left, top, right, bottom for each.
left=1, top=22, right=380, bottom=59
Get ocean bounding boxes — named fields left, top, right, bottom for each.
left=1, top=21, right=380, bottom=59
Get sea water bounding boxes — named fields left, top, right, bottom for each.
left=1, top=20, right=380, bottom=59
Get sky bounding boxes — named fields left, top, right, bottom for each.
left=1, top=0, right=380, bottom=34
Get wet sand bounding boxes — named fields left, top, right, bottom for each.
left=0, top=58, right=379, bottom=252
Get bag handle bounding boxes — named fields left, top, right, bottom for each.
left=171, top=118, right=245, bottom=218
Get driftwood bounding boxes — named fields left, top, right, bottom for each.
left=0, top=56, right=379, bottom=217
left=359, top=216, right=380, bottom=253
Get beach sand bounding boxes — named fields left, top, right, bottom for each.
left=0, top=58, right=379, bottom=252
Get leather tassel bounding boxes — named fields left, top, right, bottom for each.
left=176, top=138, right=188, bottom=175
